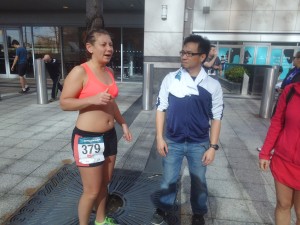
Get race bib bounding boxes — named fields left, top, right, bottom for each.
left=78, top=136, right=105, bottom=164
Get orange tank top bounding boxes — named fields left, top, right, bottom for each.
left=78, top=63, right=119, bottom=99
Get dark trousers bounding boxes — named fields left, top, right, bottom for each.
left=51, top=74, right=63, bottom=99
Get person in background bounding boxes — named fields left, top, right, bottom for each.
left=278, top=51, right=300, bottom=93
left=202, top=44, right=222, bottom=79
left=60, top=21, right=132, bottom=225
left=11, top=40, right=30, bottom=94
left=151, top=35, right=224, bottom=225
left=220, top=55, right=226, bottom=71
left=259, top=82, right=300, bottom=225
left=43, top=54, right=63, bottom=102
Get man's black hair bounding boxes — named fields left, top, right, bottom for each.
left=11, top=40, right=19, bottom=46
left=183, top=35, right=211, bottom=57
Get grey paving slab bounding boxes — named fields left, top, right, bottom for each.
left=208, top=197, right=259, bottom=223
left=30, top=131, right=60, bottom=140
left=0, top=158, right=16, bottom=171
left=0, top=173, right=24, bottom=193
left=1, top=160, right=44, bottom=176
left=7, top=176, right=46, bottom=195
left=0, top=129, right=17, bottom=137
left=206, top=166, right=236, bottom=181
left=207, top=179, right=244, bottom=199
left=223, top=146, right=256, bottom=158
left=23, top=149, right=56, bottom=161
left=30, top=162, right=64, bottom=178
left=227, top=156, right=259, bottom=170
left=1, top=148, right=33, bottom=159
left=0, top=137, right=23, bottom=147
left=240, top=181, right=276, bottom=203
left=37, top=139, right=69, bottom=151
left=14, top=139, right=45, bottom=149
left=232, top=168, right=268, bottom=185
left=47, top=151, right=74, bottom=164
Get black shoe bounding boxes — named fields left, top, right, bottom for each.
left=150, top=208, right=168, bottom=225
left=192, top=214, right=205, bottom=225
left=19, top=89, right=27, bottom=94
left=25, top=86, right=30, bottom=92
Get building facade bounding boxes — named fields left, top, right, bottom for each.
left=1, top=0, right=300, bottom=85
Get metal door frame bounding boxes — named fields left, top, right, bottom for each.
left=0, top=27, right=23, bottom=78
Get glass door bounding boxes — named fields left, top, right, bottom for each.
left=242, top=43, right=270, bottom=65
left=6, top=29, right=22, bottom=78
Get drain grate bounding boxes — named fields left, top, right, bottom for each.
left=4, top=164, right=180, bottom=225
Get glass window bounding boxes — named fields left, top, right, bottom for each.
left=33, top=26, right=60, bottom=59
left=6, top=29, right=21, bottom=75
left=122, top=28, right=144, bottom=79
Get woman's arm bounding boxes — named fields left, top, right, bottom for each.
left=113, top=101, right=132, bottom=142
left=259, top=85, right=289, bottom=159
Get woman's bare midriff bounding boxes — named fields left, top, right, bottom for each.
left=76, top=104, right=115, bottom=133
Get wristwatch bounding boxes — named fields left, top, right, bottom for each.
left=209, top=144, right=219, bottom=150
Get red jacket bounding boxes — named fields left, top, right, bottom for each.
left=259, top=83, right=300, bottom=165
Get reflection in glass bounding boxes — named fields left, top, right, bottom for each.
left=32, top=26, right=61, bottom=78
left=6, top=29, right=21, bottom=75
left=62, top=27, right=86, bottom=74
left=23, top=26, right=34, bottom=78
left=0, top=29, right=5, bottom=74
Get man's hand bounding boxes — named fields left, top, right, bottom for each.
left=202, top=148, right=215, bottom=166
left=156, top=137, right=168, bottom=157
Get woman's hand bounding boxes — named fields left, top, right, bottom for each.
left=259, top=159, right=270, bottom=171
left=89, top=88, right=112, bottom=106
left=122, top=124, right=132, bottom=142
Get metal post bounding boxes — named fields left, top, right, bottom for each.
left=35, top=59, right=48, bottom=104
left=259, top=66, right=279, bottom=118
left=142, top=63, right=154, bottom=110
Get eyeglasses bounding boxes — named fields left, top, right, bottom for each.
left=293, top=56, right=300, bottom=60
left=179, top=50, right=203, bottom=57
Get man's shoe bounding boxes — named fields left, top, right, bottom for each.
left=192, top=214, right=205, bottom=225
left=48, top=98, right=56, bottom=102
left=19, top=89, right=27, bottom=94
left=150, top=208, right=168, bottom=225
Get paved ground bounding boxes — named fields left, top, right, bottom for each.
left=0, top=79, right=297, bottom=224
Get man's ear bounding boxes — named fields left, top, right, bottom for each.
left=200, top=54, right=207, bottom=63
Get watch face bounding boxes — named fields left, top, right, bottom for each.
left=210, top=144, right=219, bottom=150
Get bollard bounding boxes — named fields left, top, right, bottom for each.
left=35, top=59, right=48, bottom=104
left=259, top=66, right=279, bottom=118
left=142, top=63, right=154, bottom=110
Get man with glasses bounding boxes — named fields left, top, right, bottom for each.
left=151, top=35, right=224, bottom=225
left=202, top=45, right=222, bottom=79
left=279, top=51, right=300, bottom=92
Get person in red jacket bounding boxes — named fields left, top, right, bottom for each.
left=259, top=82, right=300, bottom=225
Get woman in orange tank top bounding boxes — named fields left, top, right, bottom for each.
left=60, top=19, right=132, bottom=225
